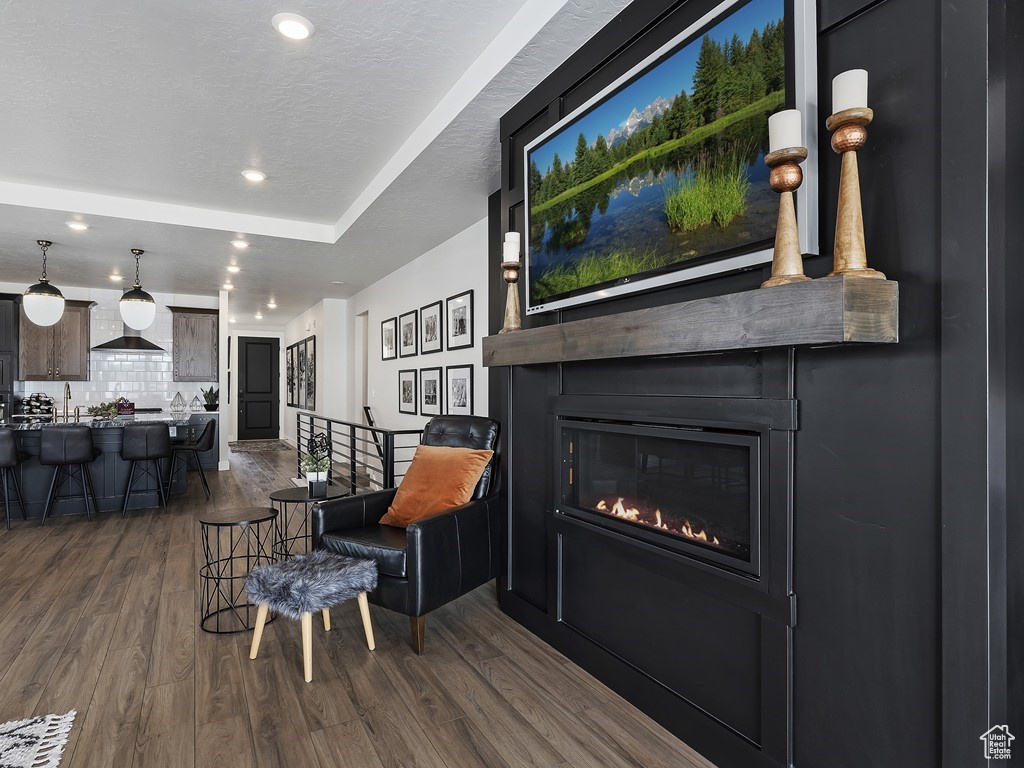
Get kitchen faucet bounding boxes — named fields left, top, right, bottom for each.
left=63, top=381, right=71, bottom=423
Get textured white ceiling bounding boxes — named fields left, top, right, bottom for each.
left=0, top=0, right=632, bottom=324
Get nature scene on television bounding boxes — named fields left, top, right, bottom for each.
left=526, top=0, right=785, bottom=308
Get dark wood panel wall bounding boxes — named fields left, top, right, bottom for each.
left=489, top=0, right=1013, bottom=766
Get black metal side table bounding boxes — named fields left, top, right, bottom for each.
left=269, top=484, right=350, bottom=560
left=199, top=506, right=279, bottom=634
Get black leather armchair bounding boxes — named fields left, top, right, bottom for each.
left=311, top=415, right=500, bottom=654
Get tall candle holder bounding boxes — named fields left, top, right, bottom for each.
left=761, top=146, right=811, bottom=288
left=499, top=261, right=521, bottom=334
left=826, top=107, right=885, bottom=279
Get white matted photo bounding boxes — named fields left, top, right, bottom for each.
left=420, top=300, right=443, bottom=354
left=399, top=310, right=418, bottom=358
left=420, top=367, right=442, bottom=417
left=445, top=290, right=473, bottom=350
left=398, top=369, right=417, bottom=414
left=445, top=365, right=474, bottom=416
left=381, top=317, right=397, bottom=360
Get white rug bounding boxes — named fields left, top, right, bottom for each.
left=0, top=711, right=76, bottom=768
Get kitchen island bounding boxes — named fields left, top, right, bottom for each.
left=7, top=413, right=218, bottom=519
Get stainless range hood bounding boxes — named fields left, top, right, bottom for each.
left=92, top=322, right=164, bottom=352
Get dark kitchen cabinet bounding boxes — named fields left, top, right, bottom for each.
left=0, top=298, right=16, bottom=353
left=170, top=307, right=218, bottom=382
left=19, top=300, right=93, bottom=381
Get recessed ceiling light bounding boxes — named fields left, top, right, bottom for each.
left=226, top=265, right=240, bottom=273
left=222, top=283, right=234, bottom=290
left=231, top=239, right=249, bottom=249
left=241, top=169, right=267, bottom=183
left=109, top=274, right=123, bottom=282
left=255, top=312, right=264, bottom=320
left=331, top=280, right=345, bottom=285
left=229, top=317, right=236, bottom=324
left=267, top=302, right=277, bottom=309
left=66, top=221, right=88, bottom=231
left=272, top=12, right=315, bottom=40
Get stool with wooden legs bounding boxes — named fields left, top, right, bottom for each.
left=245, top=551, right=377, bottom=683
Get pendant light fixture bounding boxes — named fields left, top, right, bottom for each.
left=120, top=248, right=157, bottom=330
left=23, top=239, right=66, bottom=327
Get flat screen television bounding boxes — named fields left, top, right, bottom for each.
left=524, top=0, right=818, bottom=315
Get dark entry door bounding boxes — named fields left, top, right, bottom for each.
left=237, top=336, right=280, bottom=440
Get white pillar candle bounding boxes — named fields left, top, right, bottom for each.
left=832, top=69, right=868, bottom=114
left=502, top=241, right=520, bottom=262
left=768, top=109, right=802, bottom=153
left=504, top=231, right=521, bottom=246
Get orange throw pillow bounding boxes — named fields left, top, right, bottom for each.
left=379, top=444, right=494, bottom=528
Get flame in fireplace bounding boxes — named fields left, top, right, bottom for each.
left=594, top=497, right=721, bottom=547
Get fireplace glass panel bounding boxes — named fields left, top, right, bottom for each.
left=564, top=424, right=752, bottom=563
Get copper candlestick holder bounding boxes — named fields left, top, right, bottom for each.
left=499, top=261, right=521, bottom=334
left=826, top=107, right=885, bottom=279
left=761, top=146, right=811, bottom=288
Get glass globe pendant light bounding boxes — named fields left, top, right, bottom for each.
left=120, top=248, right=156, bottom=330
left=23, top=239, right=66, bottom=327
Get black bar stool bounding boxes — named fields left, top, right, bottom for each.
left=0, top=427, right=26, bottom=529
left=121, top=423, right=172, bottom=516
left=169, top=419, right=215, bottom=500
left=39, top=425, right=101, bottom=525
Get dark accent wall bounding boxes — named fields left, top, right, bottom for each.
left=490, top=1, right=1014, bottom=766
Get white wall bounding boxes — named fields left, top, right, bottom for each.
left=0, top=282, right=219, bottom=410
left=346, top=217, right=489, bottom=431
left=282, top=298, right=348, bottom=445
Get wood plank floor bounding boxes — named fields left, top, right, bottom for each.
left=0, top=448, right=716, bottom=768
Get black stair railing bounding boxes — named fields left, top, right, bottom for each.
left=296, top=412, right=422, bottom=494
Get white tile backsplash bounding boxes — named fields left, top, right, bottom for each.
left=15, top=293, right=218, bottom=410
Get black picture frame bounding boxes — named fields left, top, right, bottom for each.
left=445, top=290, right=474, bottom=350
left=419, top=367, right=442, bottom=417
left=381, top=317, right=397, bottom=360
left=296, top=341, right=307, bottom=410
left=420, top=300, right=443, bottom=354
left=445, top=364, right=474, bottom=416
left=398, top=369, right=417, bottom=414
left=286, top=346, right=296, bottom=407
left=304, top=336, right=316, bottom=410
left=399, top=310, right=418, bottom=358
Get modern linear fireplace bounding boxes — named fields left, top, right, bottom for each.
left=558, top=417, right=761, bottom=577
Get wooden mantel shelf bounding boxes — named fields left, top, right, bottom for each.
left=482, top=275, right=898, bottom=367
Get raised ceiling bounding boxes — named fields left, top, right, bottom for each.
left=0, top=0, right=632, bottom=325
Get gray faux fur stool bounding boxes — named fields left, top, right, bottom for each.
left=246, top=550, right=378, bottom=682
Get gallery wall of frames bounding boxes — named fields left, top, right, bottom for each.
left=382, top=290, right=476, bottom=417
left=285, top=335, right=316, bottom=410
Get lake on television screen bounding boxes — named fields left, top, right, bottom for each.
left=526, top=0, right=785, bottom=307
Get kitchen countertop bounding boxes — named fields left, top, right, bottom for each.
left=6, top=413, right=214, bottom=430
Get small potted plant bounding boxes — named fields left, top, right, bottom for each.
left=201, top=386, right=219, bottom=412
left=300, top=453, right=331, bottom=499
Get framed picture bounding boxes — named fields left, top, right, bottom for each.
left=381, top=317, right=397, bottom=360
left=304, top=336, right=316, bottom=410
left=420, top=300, right=443, bottom=354
left=523, top=0, right=818, bottom=315
left=445, top=365, right=474, bottom=417
left=398, top=369, right=417, bottom=415
left=286, top=346, right=295, bottom=407
left=446, top=290, right=474, bottom=350
left=296, top=343, right=307, bottom=410
left=419, top=367, right=442, bottom=417
left=399, top=310, right=418, bottom=358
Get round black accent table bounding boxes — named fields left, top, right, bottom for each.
left=199, top=506, right=279, bottom=634
left=269, top=484, right=350, bottom=560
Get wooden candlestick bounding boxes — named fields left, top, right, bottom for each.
left=761, top=146, right=811, bottom=288
left=499, top=261, right=521, bottom=334
left=826, top=107, right=885, bottom=279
